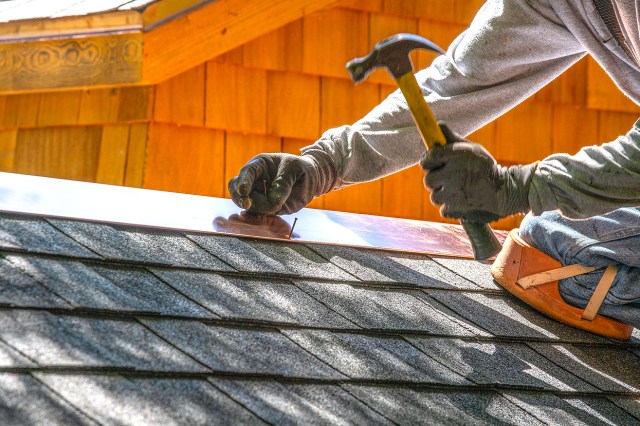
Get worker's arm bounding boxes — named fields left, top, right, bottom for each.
left=230, top=0, right=585, bottom=214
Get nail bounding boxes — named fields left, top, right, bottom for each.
left=288, top=217, right=298, bottom=240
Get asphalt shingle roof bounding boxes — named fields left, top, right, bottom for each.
left=1, top=211, right=639, bottom=425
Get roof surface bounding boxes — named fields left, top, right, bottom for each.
left=1, top=211, right=640, bottom=425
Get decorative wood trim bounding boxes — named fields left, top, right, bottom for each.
left=0, top=33, right=143, bottom=92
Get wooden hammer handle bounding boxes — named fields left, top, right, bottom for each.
left=396, top=71, right=501, bottom=260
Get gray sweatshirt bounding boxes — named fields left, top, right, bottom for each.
left=302, top=0, right=640, bottom=218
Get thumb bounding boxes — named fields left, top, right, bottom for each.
left=438, top=122, right=467, bottom=145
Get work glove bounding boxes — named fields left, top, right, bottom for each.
left=420, top=125, right=537, bottom=223
left=228, top=151, right=337, bottom=215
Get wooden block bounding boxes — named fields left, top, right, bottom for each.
left=224, top=132, right=282, bottom=198
left=2, top=93, right=40, bottom=128
left=383, top=0, right=455, bottom=21
left=13, top=126, right=102, bottom=182
left=145, top=123, right=226, bottom=197
left=551, top=105, right=599, bottom=155
left=118, top=86, right=153, bottom=122
left=322, top=179, right=383, bottom=216
left=243, top=20, right=303, bottom=72
left=321, top=77, right=380, bottom=130
left=96, top=125, right=130, bottom=185
left=303, top=8, right=368, bottom=78
left=124, top=123, right=148, bottom=187
left=367, top=14, right=418, bottom=85
left=36, top=91, right=81, bottom=127
left=154, top=64, right=205, bottom=126
left=495, top=101, right=553, bottom=164
left=381, top=165, right=424, bottom=220
left=587, top=58, right=640, bottom=113
left=338, top=0, right=382, bottom=12
left=282, top=137, right=324, bottom=209
left=454, top=0, right=485, bottom=24
left=267, top=71, right=320, bottom=139
left=598, top=111, right=639, bottom=143
left=206, top=62, right=268, bottom=134
left=78, top=88, right=121, bottom=124
left=0, top=129, right=17, bottom=172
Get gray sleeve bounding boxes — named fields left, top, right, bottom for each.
left=302, top=0, right=586, bottom=189
left=530, top=119, right=640, bottom=218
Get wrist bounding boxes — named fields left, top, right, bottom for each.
left=302, top=150, right=339, bottom=196
left=498, top=162, right=538, bottom=216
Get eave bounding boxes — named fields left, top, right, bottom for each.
left=0, top=0, right=340, bottom=93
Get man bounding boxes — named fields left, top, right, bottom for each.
left=228, top=1, right=640, bottom=331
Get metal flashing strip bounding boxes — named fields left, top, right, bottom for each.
left=0, top=172, right=507, bottom=259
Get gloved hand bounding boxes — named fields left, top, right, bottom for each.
left=420, top=125, right=537, bottom=223
left=228, top=151, right=337, bottom=215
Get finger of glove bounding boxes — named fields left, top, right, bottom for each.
left=228, top=177, right=251, bottom=209
left=438, top=122, right=467, bottom=144
left=423, top=166, right=454, bottom=191
left=420, top=143, right=460, bottom=171
left=234, top=158, right=268, bottom=198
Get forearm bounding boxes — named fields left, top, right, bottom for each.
left=530, top=119, right=640, bottom=218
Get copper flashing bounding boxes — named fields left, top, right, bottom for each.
left=0, top=172, right=507, bottom=258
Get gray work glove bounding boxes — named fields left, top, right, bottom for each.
left=228, top=151, right=337, bottom=215
left=420, top=125, right=537, bottom=223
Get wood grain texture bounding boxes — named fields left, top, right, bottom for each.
left=118, top=86, right=153, bottom=122
left=0, top=33, right=143, bottom=92
left=320, top=77, right=380, bottom=130
left=598, top=111, right=639, bottom=143
left=0, top=129, right=17, bottom=172
left=143, top=0, right=341, bottom=84
left=155, top=64, right=205, bottom=126
left=37, top=91, right=81, bottom=127
left=535, top=57, right=587, bottom=105
left=551, top=105, right=599, bottom=155
left=323, top=180, right=382, bottom=216
left=383, top=0, right=455, bottom=22
left=78, top=88, right=121, bottom=124
left=337, top=0, right=382, bottom=12
left=2, top=93, right=40, bottom=128
left=96, top=125, right=130, bottom=185
left=302, top=8, right=368, bottom=78
left=587, top=58, right=640, bottom=113
left=495, top=100, right=552, bottom=164
left=267, top=71, right=320, bottom=139
left=206, top=62, right=267, bottom=133
left=13, top=126, right=102, bottom=181
left=381, top=165, right=423, bottom=220
left=124, top=123, right=149, bottom=187
left=145, top=123, right=225, bottom=196
left=243, top=20, right=303, bottom=73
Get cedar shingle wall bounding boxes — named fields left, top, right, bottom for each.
left=0, top=0, right=638, bottom=229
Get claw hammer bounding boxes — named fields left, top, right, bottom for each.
left=346, top=33, right=501, bottom=260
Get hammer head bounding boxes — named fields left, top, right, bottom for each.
left=346, top=33, right=445, bottom=83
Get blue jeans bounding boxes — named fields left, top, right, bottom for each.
left=519, top=207, right=640, bottom=328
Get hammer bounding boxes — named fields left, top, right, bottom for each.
left=346, top=33, right=501, bottom=261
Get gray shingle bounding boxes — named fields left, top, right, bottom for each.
left=528, top=343, right=640, bottom=392
left=431, top=256, right=499, bottom=290
left=0, top=257, right=70, bottom=308
left=187, top=233, right=356, bottom=280
left=48, top=219, right=233, bottom=270
left=342, top=385, right=545, bottom=426
left=607, top=397, right=640, bottom=419
left=502, top=392, right=640, bottom=426
left=426, top=290, right=609, bottom=343
left=0, top=340, right=36, bottom=367
left=282, top=330, right=469, bottom=384
left=36, top=374, right=265, bottom=426
left=6, top=255, right=213, bottom=317
left=0, top=311, right=208, bottom=371
left=295, top=281, right=484, bottom=335
left=141, top=319, right=344, bottom=379
left=210, top=379, right=392, bottom=425
left=151, top=269, right=355, bottom=328
left=0, top=214, right=97, bottom=258
left=307, top=244, right=481, bottom=289
left=407, top=337, right=596, bottom=391
left=0, top=373, right=94, bottom=426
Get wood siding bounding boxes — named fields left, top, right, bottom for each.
left=1, top=0, right=638, bottom=230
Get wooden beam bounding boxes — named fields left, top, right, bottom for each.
left=142, top=0, right=340, bottom=84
